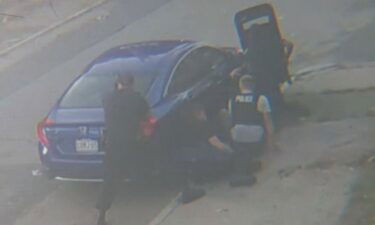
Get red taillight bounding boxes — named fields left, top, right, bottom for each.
left=37, top=118, right=54, bottom=147
left=141, top=115, right=158, bottom=138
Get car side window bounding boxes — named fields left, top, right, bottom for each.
left=167, top=47, right=227, bottom=97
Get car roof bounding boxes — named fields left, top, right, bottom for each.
left=82, top=40, right=198, bottom=77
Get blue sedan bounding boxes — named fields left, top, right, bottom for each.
left=37, top=40, right=240, bottom=180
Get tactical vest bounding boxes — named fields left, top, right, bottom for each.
left=229, top=93, right=263, bottom=126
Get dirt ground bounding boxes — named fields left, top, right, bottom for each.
left=338, top=164, right=375, bottom=225
left=0, top=0, right=99, bottom=50
left=285, top=67, right=375, bottom=225
left=282, top=4, right=375, bottom=222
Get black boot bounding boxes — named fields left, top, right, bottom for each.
left=97, top=210, right=107, bottom=225
left=180, top=187, right=206, bottom=204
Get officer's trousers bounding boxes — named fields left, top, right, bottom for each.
left=96, top=164, right=126, bottom=212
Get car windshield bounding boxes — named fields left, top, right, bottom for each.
left=59, top=72, right=154, bottom=108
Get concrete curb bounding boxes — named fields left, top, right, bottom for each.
left=147, top=193, right=182, bottom=225
left=0, top=0, right=108, bottom=57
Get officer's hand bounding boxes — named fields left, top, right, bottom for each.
left=229, top=67, right=242, bottom=79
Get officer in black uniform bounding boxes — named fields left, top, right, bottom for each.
left=228, top=74, right=276, bottom=186
left=96, top=74, right=149, bottom=225
left=177, top=103, right=234, bottom=203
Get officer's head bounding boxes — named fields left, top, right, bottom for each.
left=115, top=74, right=134, bottom=91
left=239, top=74, right=255, bottom=92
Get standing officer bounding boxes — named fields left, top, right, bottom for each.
left=96, top=74, right=149, bottom=225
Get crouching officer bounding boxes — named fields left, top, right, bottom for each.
left=176, top=103, right=234, bottom=203
left=228, top=74, right=276, bottom=186
left=96, top=74, right=149, bottom=225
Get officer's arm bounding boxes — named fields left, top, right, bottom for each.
left=258, top=96, right=276, bottom=150
left=229, top=66, right=243, bottom=79
left=208, top=136, right=233, bottom=154
left=263, top=112, right=275, bottom=148
left=283, top=39, right=294, bottom=59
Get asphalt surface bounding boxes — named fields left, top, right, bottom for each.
left=1, top=0, right=374, bottom=224
left=0, top=1, right=178, bottom=225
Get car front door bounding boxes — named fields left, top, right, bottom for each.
left=155, top=46, right=230, bottom=166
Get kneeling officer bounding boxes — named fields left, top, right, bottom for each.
left=228, top=74, right=276, bottom=186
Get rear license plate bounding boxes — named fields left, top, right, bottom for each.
left=76, top=139, right=98, bottom=153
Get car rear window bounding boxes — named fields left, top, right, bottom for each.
left=59, top=72, right=154, bottom=108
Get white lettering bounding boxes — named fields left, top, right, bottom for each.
left=235, top=95, right=253, bottom=103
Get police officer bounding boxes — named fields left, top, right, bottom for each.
left=228, top=74, right=276, bottom=186
left=96, top=74, right=149, bottom=225
left=177, top=103, right=234, bottom=203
